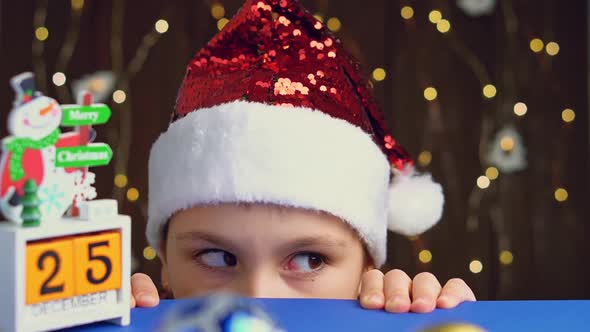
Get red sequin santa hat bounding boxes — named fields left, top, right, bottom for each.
left=147, top=0, right=444, bottom=266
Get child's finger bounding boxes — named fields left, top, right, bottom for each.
left=131, top=273, right=160, bottom=308
left=383, top=269, right=412, bottom=313
left=410, top=272, right=441, bottom=313
left=436, top=278, right=476, bottom=309
left=359, top=269, right=385, bottom=309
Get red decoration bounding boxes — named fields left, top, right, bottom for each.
left=174, top=0, right=413, bottom=171
left=69, top=91, right=93, bottom=217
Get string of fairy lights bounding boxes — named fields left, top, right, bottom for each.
left=31, top=0, right=174, bottom=267
left=29, top=1, right=577, bottom=277
left=394, top=3, right=576, bottom=281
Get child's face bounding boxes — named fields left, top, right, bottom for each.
left=161, top=204, right=372, bottom=299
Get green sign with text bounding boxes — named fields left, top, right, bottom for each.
left=55, top=144, right=113, bottom=168
left=61, top=104, right=111, bottom=126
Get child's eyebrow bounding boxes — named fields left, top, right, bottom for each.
left=175, top=231, right=237, bottom=251
left=277, top=236, right=349, bottom=253
left=175, top=232, right=348, bottom=253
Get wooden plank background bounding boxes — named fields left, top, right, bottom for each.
left=0, top=0, right=588, bottom=300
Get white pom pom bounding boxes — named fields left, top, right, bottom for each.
left=387, top=170, right=444, bottom=236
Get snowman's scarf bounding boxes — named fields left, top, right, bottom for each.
left=3, top=129, right=60, bottom=181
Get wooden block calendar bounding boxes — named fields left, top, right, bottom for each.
left=0, top=213, right=131, bottom=332
left=0, top=73, right=131, bottom=331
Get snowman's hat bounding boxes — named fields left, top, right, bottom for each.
left=10, top=72, right=40, bottom=108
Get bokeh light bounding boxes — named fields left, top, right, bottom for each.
left=113, top=90, right=126, bottom=104
left=437, top=19, right=451, bottom=33
left=35, top=27, right=49, bottom=41
left=514, top=102, right=528, bottom=116
left=470, top=260, right=483, bottom=273
left=52, top=72, right=66, bottom=87
left=562, top=108, right=575, bottom=123
left=217, top=18, right=229, bottom=31
left=424, top=87, right=438, bottom=101
left=546, top=42, right=560, bottom=56
left=418, top=151, right=433, bottom=167
left=327, top=17, right=342, bottom=32
left=429, top=10, right=442, bottom=24
left=372, top=68, right=386, bottom=81
left=155, top=19, right=169, bottom=34
left=211, top=3, right=225, bottom=19
left=530, top=38, right=544, bottom=53
left=554, top=188, right=568, bottom=202
left=500, top=137, right=515, bottom=152
left=143, top=246, right=157, bottom=260
left=499, top=250, right=514, bottom=265
left=483, top=84, right=497, bottom=98
left=477, top=176, right=490, bottom=189
left=114, top=174, right=128, bottom=188
left=71, top=0, right=84, bottom=10
left=127, top=187, right=140, bottom=202
left=401, top=6, right=414, bottom=20
left=419, top=250, right=433, bottom=263
left=485, top=167, right=499, bottom=180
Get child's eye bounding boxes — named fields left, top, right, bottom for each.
left=196, top=249, right=237, bottom=268
left=286, top=252, right=325, bottom=273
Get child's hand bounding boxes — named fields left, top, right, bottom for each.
left=130, top=273, right=160, bottom=308
left=359, top=269, right=476, bottom=313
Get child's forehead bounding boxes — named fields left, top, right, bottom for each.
left=169, top=203, right=359, bottom=240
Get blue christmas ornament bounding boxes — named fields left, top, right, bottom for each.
left=157, top=293, right=285, bottom=332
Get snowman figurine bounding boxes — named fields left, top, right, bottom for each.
left=0, top=72, right=88, bottom=224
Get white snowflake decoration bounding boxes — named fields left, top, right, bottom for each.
left=457, top=0, right=497, bottom=17
left=38, top=171, right=76, bottom=221
left=72, top=71, right=116, bottom=103
left=72, top=171, right=97, bottom=204
left=39, top=184, right=65, bottom=214
left=487, top=125, right=527, bottom=173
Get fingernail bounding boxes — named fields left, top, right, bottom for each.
left=414, top=297, right=428, bottom=305
left=412, top=297, right=437, bottom=313
left=438, top=295, right=456, bottom=305
left=388, top=296, right=403, bottom=306
left=386, top=296, right=405, bottom=311
left=369, top=294, right=383, bottom=305
left=139, top=294, right=156, bottom=304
